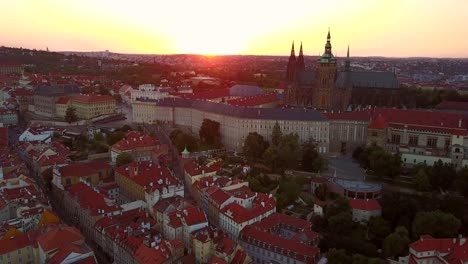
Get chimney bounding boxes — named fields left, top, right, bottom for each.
left=459, top=119, right=462, bottom=128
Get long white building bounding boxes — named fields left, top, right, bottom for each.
left=133, top=98, right=330, bottom=152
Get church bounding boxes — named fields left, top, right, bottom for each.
left=285, top=29, right=403, bottom=111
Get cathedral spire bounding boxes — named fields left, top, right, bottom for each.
left=290, top=41, right=296, bottom=57
left=345, top=45, right=351, bottom=71
left=296, top=41, right=305, bottom=72
left=286, top=41, right=297, bottom=82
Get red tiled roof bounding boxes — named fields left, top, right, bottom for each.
left=56, top=96, right=70, bottom=105
left=72, top=94, right=115, bottom=103
left=0, top=232, right=36, bottom=255
left=114, top=161, right=180, bottom=193
left=368, top=114, right=388, bottom=129
left=209, top=188, right=232, bottom=207
left=240, top=225, right=319, bottom=263
left=435, top=101, right=468, bottom=111
left=133, top=240, right=182, bottom=264
left=184, top=160, right=222, bottom=177
left=221, top=193, right=275, bottom=224
left=58, top=161, right=110, bottom=178
left=67, top=183, right=120, bottom=216
left=410, top=235, right=468, bottom=263
left=112, top=131, right=158, bottom=151
left=350, top=199, right=381, bottom=211
left=37, top=226, right=84, bottom=252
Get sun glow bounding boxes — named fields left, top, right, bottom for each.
left=1, top=0, right=468, bottom=57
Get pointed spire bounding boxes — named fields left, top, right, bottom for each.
left=327, top=27, right=331, bottom=42
left=296, top=41, right=305, bottom=72
left=290, top=41, right=295, bottom=56
left=286, top=41, right=297, bottom=82
left=345, top=45, right=351, bottom=71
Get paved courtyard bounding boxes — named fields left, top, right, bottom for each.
left=325, top=154, right=367, bottom=181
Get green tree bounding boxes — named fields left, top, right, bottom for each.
left=116, top=152, right=134, bottom=167
left=172, top=131, right=198, bottom=152
left=428, top=160, right=456, bottom=190
left=65, top=106, right=78, bottom=123
left=93, top=132, right=104, bottom=141
left=242, top=132, right=269, bottom=161
left=328, top=212, right=354, bottom=235
left=383, top=226, right=410, bottom=259
left=277, top=133, right=301, bottom=169
left=412, top=167, right=431, bottom=191
left=368, top=216, right=391, bottom=244
left=278, top=179, right=301, bottom=204
left=315, top=184, right=328, bottom=201
left=327, top=248, right=351, bottom=264
left=263, top=145, right=280, bottom=171
left=107, top=131, right=125, bottom=145
left=326, top=196, right=351, bottom=218
left=271, top=121, right=282, bottom=146
left=412, top=210, right=461, bottom=239
left=121, top=125, right=132, bottom=132
left=199, top=119, right=222, bottom=147
left=455, top=167, right=468, bottom=196
left=302, top=140, right=327, bottom=172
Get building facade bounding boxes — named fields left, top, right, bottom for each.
left=133, top=98, right=330, bottom=152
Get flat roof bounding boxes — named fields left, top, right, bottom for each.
left=332, top=178, right=382, bottom=193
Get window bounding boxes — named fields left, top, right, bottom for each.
left=409, top=135, right=418, bottom=146
left=427, top=137, right=438, bottom=148
left=445, top=139, right=451, bottom=149
left=391, top=134, right=401, bottom=144
left=371, top=131, right=378, bottom=137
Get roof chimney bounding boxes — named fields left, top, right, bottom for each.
left=459, top=118, right=462, bottom=128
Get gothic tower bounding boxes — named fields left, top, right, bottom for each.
left=296, top=42, right=305, bottom=73
left=314, top=29, right=337, bottom=110
left=286, top=41, right=296, bottom=82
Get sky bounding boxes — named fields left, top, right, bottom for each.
left=1, top=0, right=468, bottom=57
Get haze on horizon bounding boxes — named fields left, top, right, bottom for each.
left=2, top=0, right=468, bottom=58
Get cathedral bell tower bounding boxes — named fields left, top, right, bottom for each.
left=314, top=28, right=337, bottom=110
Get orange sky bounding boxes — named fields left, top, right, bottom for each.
left=1, top=0, right=468, bottom=57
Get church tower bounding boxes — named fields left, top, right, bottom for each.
left=296, top=42, right=305, bottom=73
left=286, top=41, right=296, bottom=82
left=314, top=29, right=337, bottom=110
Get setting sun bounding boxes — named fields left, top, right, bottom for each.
left=1, top=0, right=468, bottom=57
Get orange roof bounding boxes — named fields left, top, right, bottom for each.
left=38, top=209, right=60, bottom=229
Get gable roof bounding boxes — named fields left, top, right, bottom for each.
left=350, top=199, right=381, bottom=211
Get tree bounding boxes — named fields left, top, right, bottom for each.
left=412, top=210, right=461, bottom=239
left=263, top=145, right=281, bottom=171
left=107, top=131, right=125, bottom=145
left=116, top=152, right=134, bottom=167
left=93, top=132, right=104, bottom=141
left=271, top=121, right=282, bottom=146
left=327, top=249, right=351, bottom=264
left=302, top=140, right=327, bottom=172
left=368, top=216, right=391, bottom=244
left=328, top=212, right=354, bottom=235
left=315, top=184, right=328, bottom=201
left=121, top=125, right=132, bottom=132
left=65, top=106, right=78, bottom=123
left=428, top=160, right=456, bottom=191
left=199, top=119, right=222, bottom=147
left=413, top=167, right=431, bottom=191
left=383, top=226, right=410, bottom=259
left=172, top=131, right=198, bottom=152
left=277, top=133, right=301, bottom=169
left=326, top=196, right=351, bottom=218
left=243, top=132, right=269, bottom=161
left=278, top=179, right=301, bottom=204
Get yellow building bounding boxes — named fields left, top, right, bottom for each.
left=55, top=94, right=116, bottom=120
left=71, top=94, right=116, bottom=120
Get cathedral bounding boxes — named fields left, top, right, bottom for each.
left=285, top=29, right=402, bottom=111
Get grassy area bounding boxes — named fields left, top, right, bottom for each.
left=367, top=174, right=414, bottom=189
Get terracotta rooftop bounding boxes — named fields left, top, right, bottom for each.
left=349, top=199, right=381, bottom=211
left=112, top=131, right=158, bottom=151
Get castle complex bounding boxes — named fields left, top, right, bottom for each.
left=286, top=30, right=402, bottom=111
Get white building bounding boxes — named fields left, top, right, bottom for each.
left=349, top=199, right=381, bottom=224
left=130, top=84, right=170, bottom=102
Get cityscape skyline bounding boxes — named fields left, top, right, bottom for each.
left=2, top=0, right=468, bottom=58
